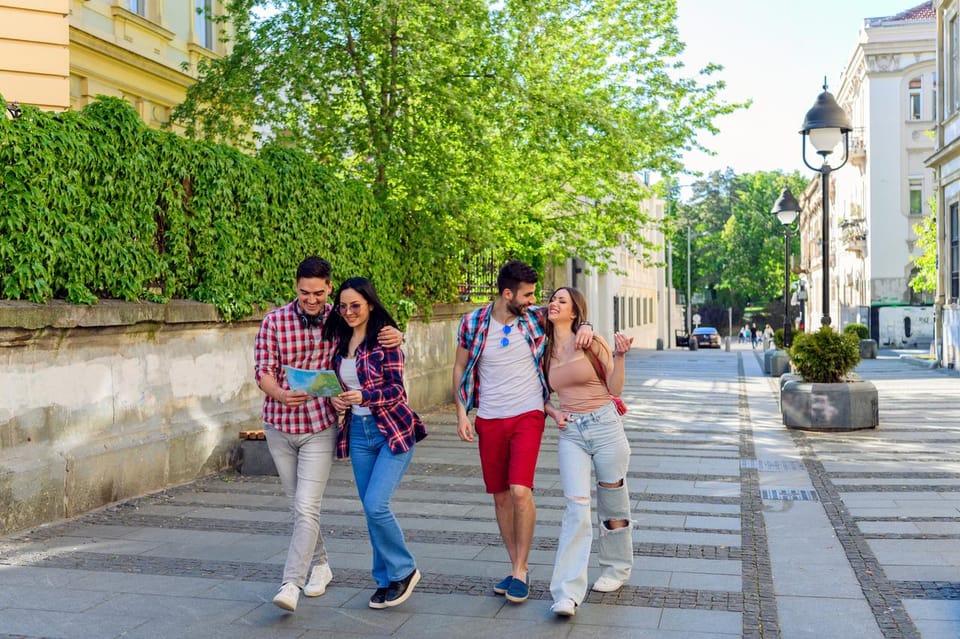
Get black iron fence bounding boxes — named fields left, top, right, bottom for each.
left=457, top=250, right=508, bottom=301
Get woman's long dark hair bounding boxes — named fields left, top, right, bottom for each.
left=322, top=277, right=398, bottom=357
left=543, top=286, right=589, bottom=387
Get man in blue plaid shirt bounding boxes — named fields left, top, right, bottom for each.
left=452, top=260, right=592, bottom=603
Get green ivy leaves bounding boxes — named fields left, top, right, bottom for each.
left=0, top=96, right=407, bottom=322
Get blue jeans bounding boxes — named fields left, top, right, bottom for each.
left=549, top=402, right=633, bottom=604
left=349, top=413, right=416, bottom=587
left=263, top=424, right=335, bottom=587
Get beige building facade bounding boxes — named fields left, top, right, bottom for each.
left=928, top=0, right=960, bottom=367
left=543, top=190, right=683, bottom=351
left=1, top=0, right=226, bottom=127
left=798, top=3, right=937, bottom=348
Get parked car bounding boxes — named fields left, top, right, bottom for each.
left=692, top=326, right=721, bottom=348
left=674, top=329, right=689, bottom=347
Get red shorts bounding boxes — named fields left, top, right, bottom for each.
left=475, top=410, right=545, bottom=493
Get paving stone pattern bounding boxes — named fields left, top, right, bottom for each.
left=0, top=346, right=957, bottom=638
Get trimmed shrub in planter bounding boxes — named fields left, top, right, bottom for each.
left=782, top=326, right=877, bottom=430
left=843, top=323, right=869, bottom=339
left=843, top=323, right=877, bottom=359
left=789, top=327, right=860, bottom=383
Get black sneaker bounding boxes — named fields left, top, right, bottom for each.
left=369, top=586, right=389, bottom=609
left=383, top=569, right=421, bottom=608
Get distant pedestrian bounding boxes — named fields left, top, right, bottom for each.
left=324, top=277, right=426, bottom=610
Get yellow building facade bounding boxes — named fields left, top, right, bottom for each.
left=1, top=0, right=226, bottom=127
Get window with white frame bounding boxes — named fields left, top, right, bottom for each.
left=127, top=0, right=146, bottom=16
left=908, top=77, right=922, bottom=120
left=909, top=178, right=923, bottom=215
left=933, top=72, right=938, bottom=121
left=951, top=202, right=959, bottom=300
left=195, top=0, right=214, bottom=49
left=951, top=15, right=960, bottom=114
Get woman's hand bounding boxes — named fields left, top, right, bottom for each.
left=613, top=332, right=634, bottom=357
left=545, top=405, right=567, bottom=430
left=337, top=390, right=364, bottom=406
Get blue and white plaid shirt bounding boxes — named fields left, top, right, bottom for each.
left=456, top=303, right=549, bottom=412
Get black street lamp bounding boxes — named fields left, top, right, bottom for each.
left=772, top=187, right=800, bottom=347
left=4, top=101, right=22, bottom=119
left=800, top=82, right=851, bottom=327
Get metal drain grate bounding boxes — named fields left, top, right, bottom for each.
left=760, top=488, right=819, bottom=501
left=741, top=459, right=806, bottom=471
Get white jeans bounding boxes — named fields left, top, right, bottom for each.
left=549, top=402, right=633, bottom=604
left=264, top=424, right=335, bottom=587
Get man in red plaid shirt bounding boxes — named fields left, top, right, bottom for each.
left=254, top=256, right=403, bottom=613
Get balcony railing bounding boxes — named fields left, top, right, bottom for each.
left=849, top=129, right=866, bottom=168
left=839, top=217, right=867, bottom=254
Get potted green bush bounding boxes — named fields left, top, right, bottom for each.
left=780, top=326, right=878, bottom=430
left=767, top=327, right=790, bottom=377
left=843, top=322, right=877, bottom=359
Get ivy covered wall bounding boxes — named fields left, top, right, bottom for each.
left=0, top=96, right=415, bottom=322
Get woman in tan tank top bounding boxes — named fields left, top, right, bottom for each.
left=542, top=286, right=634, bottom=618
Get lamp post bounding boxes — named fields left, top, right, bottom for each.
left=800, top=82, right=851, bottom=327
left=772, top=187, right=801, bottom=347
left=686, top=225, right=692, bottom=334
left=4, top=101, right=22, bottom=119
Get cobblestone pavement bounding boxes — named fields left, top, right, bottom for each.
left=0, top=345, right=957, bottom=638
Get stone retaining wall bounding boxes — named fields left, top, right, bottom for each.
left=0, top=300, right=473, bottom=535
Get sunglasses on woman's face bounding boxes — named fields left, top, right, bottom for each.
left=337, top=302, right=365, bottom=314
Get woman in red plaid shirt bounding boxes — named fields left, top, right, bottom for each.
left=323, top=277, right=427, bottom=610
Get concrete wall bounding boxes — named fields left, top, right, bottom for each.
left=0, top=300, right=471, bottom=535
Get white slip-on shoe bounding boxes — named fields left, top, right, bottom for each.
left=303, top=563, right=333, bottom=597
left=550, top=598, right=577, bottom=617
left=591, top=575, right=626, bottom=593
left=272, top=582, right=300, bottom=612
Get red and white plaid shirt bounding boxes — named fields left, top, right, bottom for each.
left=254, top=300, right=337, bottom=434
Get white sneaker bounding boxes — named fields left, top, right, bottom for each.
left=303, top=563, right=333, bottom=597
left=550, top=598, right=577, bottom=617
left=592, top=575, right=625, bottom=593
left=272, top=582, right=300, bottom=612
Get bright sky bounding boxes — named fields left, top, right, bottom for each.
left=676, top=0, right=929, bottom=177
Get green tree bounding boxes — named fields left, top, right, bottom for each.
left=910, top=201, right=937, bottom=294
left=668, top=168, right=806, bottom=315
left=173, top=0, right=741, bottom=296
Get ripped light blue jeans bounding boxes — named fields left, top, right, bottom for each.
left=549, top=401, right=633, bottom=605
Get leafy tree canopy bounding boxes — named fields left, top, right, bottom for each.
left=173, top=0, right=741, bottom=295
left=910, top=200, right=936, bottom=295
left=667, top=168, right=807, bottom=312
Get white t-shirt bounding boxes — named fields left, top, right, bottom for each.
left=476, top=315, right=544, bottom=419
left=338, top=357, right=372, bottom=416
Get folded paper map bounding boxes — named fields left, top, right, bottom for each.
left=282, top=366, right=342, bottom=397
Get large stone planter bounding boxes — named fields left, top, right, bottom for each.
left=769, top=350, right=791, bottom=377
left=859, top=339, right=878, bottom=359
left=781, top=376, right=878, bottom=431
left=763, top=349, right=775, bottom=373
